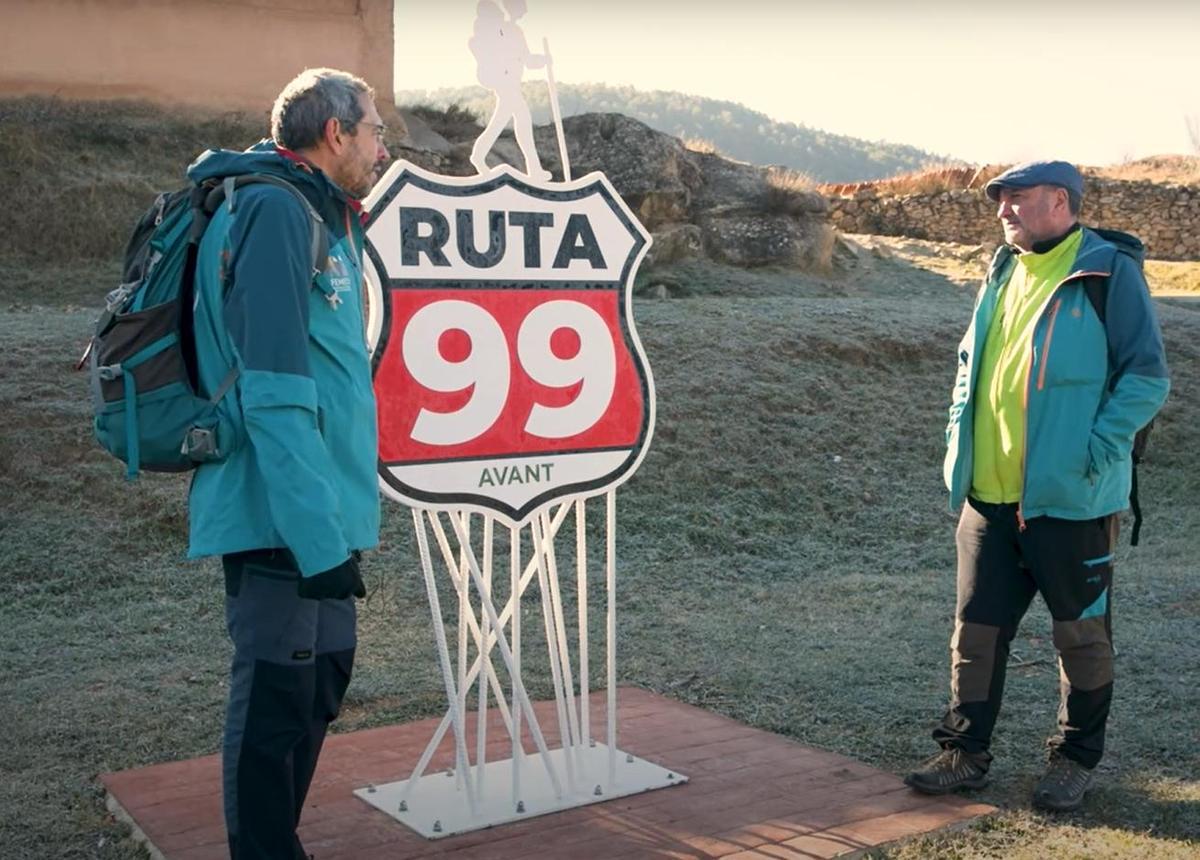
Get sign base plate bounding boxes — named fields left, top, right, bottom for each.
left=354, top=743, right=686, bottom=839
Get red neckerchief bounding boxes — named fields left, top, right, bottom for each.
left=277, top=146, right=369, bottom=225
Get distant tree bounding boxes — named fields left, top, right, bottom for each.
left=1187, top=114, right=1200, bottom=154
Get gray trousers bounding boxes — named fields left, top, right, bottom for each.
left=222, top=550, right=356, bottom=860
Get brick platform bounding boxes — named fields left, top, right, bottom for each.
left=101, top=688, right=993, bottom=858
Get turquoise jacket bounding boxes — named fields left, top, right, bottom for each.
left=186, top=143, right=380, bottom=576
left=944, top=227, right=1169, bottom=521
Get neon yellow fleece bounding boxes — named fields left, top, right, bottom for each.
left=971, top=228, right=1083, bottom=503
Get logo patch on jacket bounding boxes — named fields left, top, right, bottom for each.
left=325, top=255, right=354, bottom=294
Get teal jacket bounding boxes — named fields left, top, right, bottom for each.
left=944, top=227, right=1169, bottom=520
left=186, top=143, right=380, bottom=576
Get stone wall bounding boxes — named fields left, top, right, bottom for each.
left=0, top=0, right=395, bottom=115
left=828, top=177, right=1200, bottom=261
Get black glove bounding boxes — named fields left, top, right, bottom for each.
left=298, top=556, right=365, bottom=600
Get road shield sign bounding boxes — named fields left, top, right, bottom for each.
left=363, top=161, right=655, bottom=526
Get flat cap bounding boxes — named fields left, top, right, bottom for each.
left=984, top=160, right=1083, bottom=202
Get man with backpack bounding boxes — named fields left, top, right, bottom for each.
left=186, top=68, right=389, bottom=858
left=905, top=161, right=1169, bottom=811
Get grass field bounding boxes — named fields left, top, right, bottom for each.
left=1, top=97, right=1197, bottom=858
left=1, top=249, right=1196, bottom=859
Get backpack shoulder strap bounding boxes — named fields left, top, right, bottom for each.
left=199, top=174, right=329, bottom=276
left=1077, top=268, right=1148, bottom=546
left=1083, top=275, right=1107, bottom=326
left=1082, top=227, right=1146, bottom=327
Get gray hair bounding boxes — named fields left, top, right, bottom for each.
left=1067, top=188, right=1082, bottom=217
left=271, top=68, right=374, bottom=151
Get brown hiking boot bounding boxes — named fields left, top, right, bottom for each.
left=1032, top=753, right=1094, bottom=811
left=904, top=747, right=988, bottom=795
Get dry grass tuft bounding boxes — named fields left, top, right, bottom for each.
left=821, top=163, right=1009, bottom=198
left=760, top=166, right=819, bottom=215
left=1087, top=155, right=1200, bottom=185
left=0, top=97, right=266, bottom=264
left=683, top=136, right=723, bottom=156
left=884, top=162, right=986, bottom=195
left=405, top=102, right=483, bottom=141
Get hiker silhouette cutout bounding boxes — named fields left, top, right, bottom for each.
left=468, top=0, right=552, bottom=181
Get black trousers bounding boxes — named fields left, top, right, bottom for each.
left=221, top=550, right=357, bottom=860
left=933, top=498, right=1118, bottom=769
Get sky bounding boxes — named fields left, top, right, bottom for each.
left=393, top=0, right=1200, bottom=166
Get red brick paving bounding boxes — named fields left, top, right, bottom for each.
left=101, top=688, right=993, bottom=858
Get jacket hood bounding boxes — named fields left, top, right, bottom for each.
left=1071, top=226, right=1144, bottom=277
left=186, top=140, right=351, bottom=211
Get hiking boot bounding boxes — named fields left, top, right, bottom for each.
left=1032, top=753, right=1094, bottom=811
left=904, top=747, right=988, bottom=795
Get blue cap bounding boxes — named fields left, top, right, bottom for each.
left=984, top=160, right=1084, bottom=202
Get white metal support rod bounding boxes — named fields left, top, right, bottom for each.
left=510, top=523, right=523, bottom=810
left=479, top=503, right=571, bottom=649
left=404, top=513, right=517, bottom=796
left=427, top=503, right=571, bottom=793
left=530, top=515, right=578, bottom=793
left=576, top=497, right=590, bottom=747
left=411, top=509, right=477, bottom=810
left=437, top=512, right=565, bottom=798
left=404, top=504, right=575, bottom=785
left=457, top=502, right=573, bottom=687
left=543, top=36, right=571, bottom=182
left=477, top=514, right=494, bottom=794
left=429, top=517, right=518, bottom=730
left=429, top=514, right=541, bottom=778
left=606, top=489, right=617, bottom=788
left=540, top=509, right=583, bottom=759
left=402, top=662, right=513, bottom=794
left=456, top=512, right=470, bottom=793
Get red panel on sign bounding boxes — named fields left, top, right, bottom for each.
left=375, top=288, right=645, bottom=463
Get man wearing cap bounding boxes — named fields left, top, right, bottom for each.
left=904, top=160, right=1169, bottom=810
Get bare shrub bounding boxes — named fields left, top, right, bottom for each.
left=881, top=162, right=998, bottom=195
left=683, top=137, right=722, bottom=156
left=820, top=163, right=1010, bottom=198
left=407, top=102, right=483, bottom=140
left=761, top=166, right=818, bottom=215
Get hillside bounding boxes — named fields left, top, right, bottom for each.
left=397, top=82, right=947, bottom=183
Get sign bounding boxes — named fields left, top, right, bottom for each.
left=362, top=162, right=655, bottom=525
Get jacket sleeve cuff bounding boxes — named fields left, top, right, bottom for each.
left=295, top=543, right=352, bottom=577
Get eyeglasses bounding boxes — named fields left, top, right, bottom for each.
left=343, top=119, right=387, bottom=142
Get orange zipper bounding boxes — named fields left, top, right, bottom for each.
left=1016, top=266, right=1109, bottom=529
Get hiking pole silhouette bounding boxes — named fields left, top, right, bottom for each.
left=544, top=37, right=571, bottom=182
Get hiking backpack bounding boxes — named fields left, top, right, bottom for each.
left=83, top=174, right=328, bottom=479
left=1080, top=228, right=1156, bottom=546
